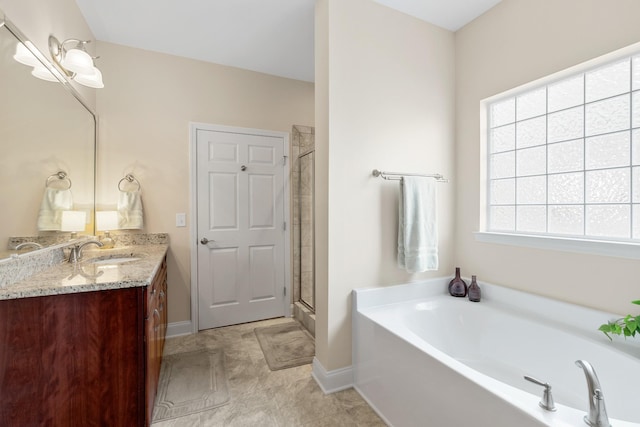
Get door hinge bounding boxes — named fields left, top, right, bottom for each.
left=283, top=155, right=288, bottom=166
left=283, top=286, right=287, bottom=296
left=282, top=221, right=287, bottom=231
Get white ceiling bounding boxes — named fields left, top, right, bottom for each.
left=75, top=0, right=501, bottom=83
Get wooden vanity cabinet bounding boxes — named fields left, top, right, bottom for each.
left=0, top=256, right=168, bottom=427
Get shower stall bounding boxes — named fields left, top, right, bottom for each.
left=292, top=125, right=315, bottom=335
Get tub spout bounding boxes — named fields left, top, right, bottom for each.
left=575, top=360, right=611, bottom=427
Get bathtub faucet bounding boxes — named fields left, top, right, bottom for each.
left=575, top=360, right=611, bottom=427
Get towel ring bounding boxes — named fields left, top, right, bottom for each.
left=118, top=174, right=141, bottom=192
left=45, top=171, right=72, bottom=190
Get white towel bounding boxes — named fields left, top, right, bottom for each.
left=37, top=188, right=74, bottom=231
left=397, top=176, right=438, bottom=272
left=117, top=190, right=144, bottom=229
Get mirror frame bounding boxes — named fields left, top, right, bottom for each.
left=0, top=9, right=97, bottom=257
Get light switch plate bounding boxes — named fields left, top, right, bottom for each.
left=176, top=213, right=186, bottom=227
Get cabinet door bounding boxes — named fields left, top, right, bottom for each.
left=145, top=256, right=167, bottom=426
left=145, top=299, right=160, bottom=425
left=0, top=288, right=145, bottom=426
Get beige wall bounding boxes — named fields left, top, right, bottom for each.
left=314, top=0, right=330, bottom=370
left=316, top=0, right=456, bottom=371
left=0, top=0, right=96, bottom=108
left=455, top=0, right=640, bottom=315
left=95, top=41, right=314, bottom=323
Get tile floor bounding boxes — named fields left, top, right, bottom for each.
left=151, top=317, right=386, bottom=427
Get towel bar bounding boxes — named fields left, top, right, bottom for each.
left=372, top=169, right=448, bottom=182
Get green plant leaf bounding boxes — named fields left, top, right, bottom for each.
left=599, top=324, right=612, bottom=332
left=626, top=318, right=638, bottom=334
left=632, top=300, right=640, bottom=305
left=599, top=324, right=613, bottom=340
left=613, top=323, right=623, bottom=335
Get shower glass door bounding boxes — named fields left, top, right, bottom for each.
left=298, top=150, right=315, bottom=311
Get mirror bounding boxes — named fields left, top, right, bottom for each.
left=0, top=12, right=96, bottom=260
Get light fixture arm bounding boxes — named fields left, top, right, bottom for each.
left=48, top=35, right=104, bottom=88
left=49, top=36, right=87, bottom=77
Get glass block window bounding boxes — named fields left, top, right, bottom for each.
left=488, top=54, right=640, bottom=241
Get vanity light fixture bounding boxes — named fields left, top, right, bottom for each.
left=13, top=41, right=62, bottom=82
left=13, top=41, right=39, bottom=66
left=48, top=35, right=104, bottom=88
left=31, top=64, right=59, bottom=82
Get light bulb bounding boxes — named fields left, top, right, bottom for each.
left=61, top=48, right=94, bottom=75
left=13, top=42, right=40, bottom=67
left=31, top=65, right=59, bottom=82
left=74, top=66, right=104, bottom=88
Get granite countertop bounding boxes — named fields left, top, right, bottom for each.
left=0, top=244, right=168, bottom=300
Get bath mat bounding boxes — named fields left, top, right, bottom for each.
left=254, top=322, right=315, bottom=371
left=153, top=348, right=230, bottom=422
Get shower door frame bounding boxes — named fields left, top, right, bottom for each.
left=297, top=149, right=315, bottom=312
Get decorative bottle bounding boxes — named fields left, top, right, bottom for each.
left=468, top=275, right=481, bottom=302
left=448, top=267, right=467, bottom=297
left=99, top=231, right=115, bottom=249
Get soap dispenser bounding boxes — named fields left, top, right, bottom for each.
left=448, top=267, right=467, bottom=297
left=468, top=275, right=481, bottom=302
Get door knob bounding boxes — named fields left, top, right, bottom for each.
left=240, top=165, right=247, bottom=171
left=200, top=237, right=212, bottom=245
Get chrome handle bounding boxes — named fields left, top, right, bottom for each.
left=524, top=375, right=547, bottom=387
left=524, top=375, right=556, bottom=411
left=240, top=165, right=247, bottom=171
left=200, top=237, right=211, bottom=245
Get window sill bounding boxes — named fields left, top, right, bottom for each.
left=474, top=232, right=640, bottom=260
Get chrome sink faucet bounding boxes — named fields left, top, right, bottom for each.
left=68, top=240, right=103, bottom=263
left=575, top=360, right=611, bottom=427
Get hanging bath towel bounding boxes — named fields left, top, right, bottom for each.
left=397, top=176, right=438, bottom=273
left=37, top=188, right=73, bottom=231
left=118, top=190, right=144, bottom=229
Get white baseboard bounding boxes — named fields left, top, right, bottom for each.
left=311, top=357, right=353, bottom=394
left=166, top=320, right=193, bottom=338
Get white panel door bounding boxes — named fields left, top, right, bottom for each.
left=196, top=128, right=286, bottom=329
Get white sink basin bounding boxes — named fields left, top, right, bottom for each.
left=89, top=257, right=141, bottom=265
left=85, top=253, right=145, bottom=265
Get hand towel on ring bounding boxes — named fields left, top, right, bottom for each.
left=117, top=190, right=144, bottom=229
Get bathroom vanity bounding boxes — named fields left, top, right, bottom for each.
left=0, top=244, right=168, bottom=426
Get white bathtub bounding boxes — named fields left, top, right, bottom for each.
left=352, top=278, right=640, bottom=427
